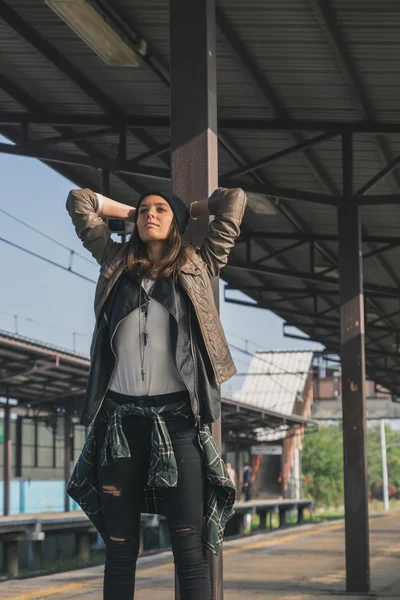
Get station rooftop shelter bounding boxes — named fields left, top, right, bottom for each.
left=0, top=329, right=315, bottom=498
left=1, top=0, right=400, bottom=596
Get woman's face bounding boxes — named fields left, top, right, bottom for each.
left=136, top=195, right=174, bottom=243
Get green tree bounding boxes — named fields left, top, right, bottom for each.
left=302, top=425, right=344, bottom=508
left=301, top=422, right=400, bottom=508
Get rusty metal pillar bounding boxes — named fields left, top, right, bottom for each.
left=15, top=415, right=22, bottom=478
left=3, top=397, right=12, bottom=516
left=170, top=0, right=220, bottom=598
left=235, top=442, right=241, bottom=497
left=64, top=412, right=73, bottom=513
left=338, top=133, right=370, bottom=593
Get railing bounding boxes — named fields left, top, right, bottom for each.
left=0, top=499, right=313, bottom=578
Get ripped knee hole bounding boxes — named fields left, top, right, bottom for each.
left=108, top=536, right=127, bottom=542
left=172, top=527, right=195, bottom=536
left=102, top=485, right=121, bottom=497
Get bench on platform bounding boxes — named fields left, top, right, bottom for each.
left=0, top=511, right=156, bottom=577
left=0, top=500, right=313, bottom=577
left=227, top=499, right=313, bottom=536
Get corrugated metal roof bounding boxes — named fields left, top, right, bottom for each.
left=1, top=0, right=400, bottom=397
left=233, top=350, right=314, bottom=415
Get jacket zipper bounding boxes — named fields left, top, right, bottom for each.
left=87, top=308, right=136, bottom=426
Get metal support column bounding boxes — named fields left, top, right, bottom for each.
left=338, top=133, right=370, bottom=592
left=3, top=399, right=12, bottom=516
left=34, top=416, right=39, bottom=467
left=170, top=0, right=220, bottom=598
left=380, top=419, right=389, bottom=512
left=64, top=412, right=73, bottom=513
left=235, top=442, right=241, bottom=497
left=15, top=415, right=22, bottom=478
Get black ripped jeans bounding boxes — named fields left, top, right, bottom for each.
left=95, top=396, right=210, bottom=600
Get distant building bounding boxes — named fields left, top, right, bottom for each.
left=311, top=364, right=400, bottom=421
left=232, top=350, right=315, bottom=500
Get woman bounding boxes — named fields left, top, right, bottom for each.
left=66, top=185, right=247, bottom=600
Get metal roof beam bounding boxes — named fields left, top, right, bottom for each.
left=222, top=132, right=337, bottom=179
left=216, top=7, right=339, bottom=196
left=0, top=142, right=170, bottom=181
left=0, top=73, right=146, bottom=195
left=220, top=179, right=339, bottom=205
left=356, top=154, right=400, bottom=196
left=355, top=194, right=400, bottom=206
left=4, top=112, right=400, bottom=134
left=238, top=232, right=400, bottom=243
left=226, top=284, right=336, bottom=295
left=127, top=142, right=170, bottom=166
left=215, top=8, right=349, bottom=325
left=0, top=1, right=122, bottom=116
left=309, top=0, right=400, bottom=192
left=0, top=1, right=166, bottom=190
left=282, top=318, right=400, bottom=337
left=24, top=127, right=116, bottom=148
left=363, top=241, right=400, bottom=260
left=253, top=241, right=306, bottom=266
left=219, top=119, right=400, bottom=134
left=225, top=285, right=400, bottom=301
left=309, top=0, right=400, bottom=295
left=226, top=260, right=400, bottom=297
left=0, top=112, right=169, bottom=127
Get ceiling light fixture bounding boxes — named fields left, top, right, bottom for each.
left=246, top=192, right=277, bottom=215
left=314, top=266, right=339, bottom=279
left=45, top=0, right=141, bottom=66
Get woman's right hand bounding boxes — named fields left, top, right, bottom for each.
left=98, top=193, right=136, bottom=222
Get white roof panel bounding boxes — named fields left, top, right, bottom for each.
left=233, top=350, right=314, bottom=416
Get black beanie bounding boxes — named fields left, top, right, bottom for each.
left=134, top=190, right=190, bottom=235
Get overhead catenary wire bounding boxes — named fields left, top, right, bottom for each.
left=0, top=308, right=90, bottom=340
left=0, top=207, right=94, bottom=265
left=226, top=329, right=265, bottom=352
left=228, top=341, right=309, bottom=381
left=0, top=237, right=97, bottom=284
left=1, top=214, right=313, bottom=402
left=226, top=331, right=312, bottom=380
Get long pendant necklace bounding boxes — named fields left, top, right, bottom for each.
left=139, top=277, right=156, bottom=382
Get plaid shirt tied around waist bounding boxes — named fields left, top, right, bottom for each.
left=67, top=397, right=236, bottom=555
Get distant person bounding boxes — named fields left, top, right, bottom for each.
left=226, top=462, right=236, bottom=487
left=66, top=186, right=247, bottom=600
left=242, top=463, right=253, bottom=502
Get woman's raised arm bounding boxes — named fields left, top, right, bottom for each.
left=97, top=193, right=136, bottom=221
left=66, top=188, right=133, bottom=266
left=197, top=187, right=247, bottom=278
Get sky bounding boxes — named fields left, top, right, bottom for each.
left=0, top=135, right=323, bottom=397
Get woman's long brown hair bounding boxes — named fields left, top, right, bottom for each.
left=124, top=218, right=187, bottom=280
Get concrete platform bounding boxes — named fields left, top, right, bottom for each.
left=1, top=511, right=400, bottom=599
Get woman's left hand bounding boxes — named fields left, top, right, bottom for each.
left=190, top=197, right=211, bottom=219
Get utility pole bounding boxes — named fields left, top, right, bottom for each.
left=380, top=419, right=389, bottom=512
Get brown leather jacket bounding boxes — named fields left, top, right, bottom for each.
left=66, top=187, right=247, bottom=421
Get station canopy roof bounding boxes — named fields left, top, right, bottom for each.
left=0, top=330, right=317, bottom=439
left=1, top=1, right=400, bottom=397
